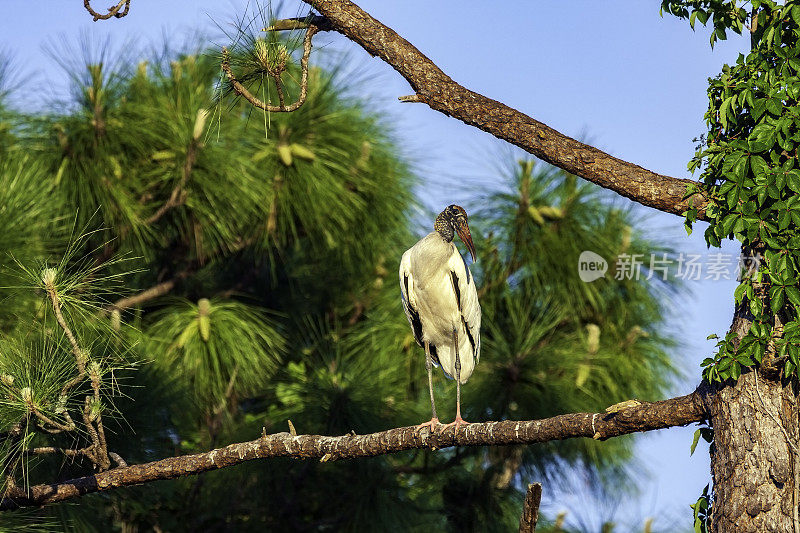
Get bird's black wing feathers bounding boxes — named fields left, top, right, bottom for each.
left=451, top=270, right=478, bottom=356
left=403, top=274, right=424, bottom=347
left=450, top=271, right=462, bottom=311
left=462, top=316, right=477, bottom=356
left=429, top=344, right=440, bottom=368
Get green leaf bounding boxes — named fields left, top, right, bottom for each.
left=787, top=170, right=800, bottom=193
left=690, top=428, right=702, bottom=455
left=750, top=155, right=769, bottom=177
left=792, top=5, right=800, bottom=25
left=749, top=123, right=776, bottom=152
left=750, top=297, right=763, bottom=316
left=786, top=286, right=800, bottom=307
left=721, top=213, right=738, bottom=235
left=730, top=361, right=742, bottom=381
left=779, top=209, right=791, bottom=230
left=766, top=98, right=782, bottom=116
left=771, top=286, right=785, bottom=314
left=734, top=283, right=747, bottom=304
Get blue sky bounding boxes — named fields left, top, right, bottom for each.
left=2, top=1, right=751, bottom=529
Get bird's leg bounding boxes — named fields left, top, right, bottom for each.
left=442, top=327, right=468, bottom=432
left=415, top=342, right=440, bottom=433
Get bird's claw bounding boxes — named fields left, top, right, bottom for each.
left=415, top=417, right=440, bottom=434
left=441, top=416, right=469, bottom=432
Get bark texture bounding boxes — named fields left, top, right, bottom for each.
left=708, top=372, right=798, bottom=532
left=1, top=391, right=705, bottom=510
left=301, top=0, right=708, bottom=219
left=519, top=482, right=542, bottom=533
left=706, top=263, right=800, bottom=532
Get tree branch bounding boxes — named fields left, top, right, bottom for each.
left=293, top=1, right=707, bottom=218
left=83, top=0, right=130, bottom=21
left=0, top=389, right=706, bottom=510
left=107, top=275, right=184, bottom=311
left=519, top=482, right=542, bottom=533
left=221, top=23, right=318, bottom=113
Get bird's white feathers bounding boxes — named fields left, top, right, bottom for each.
left=399, top=232, right=481, bottom=384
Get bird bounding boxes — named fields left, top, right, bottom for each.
left=399, top=204, right=481, bottom=432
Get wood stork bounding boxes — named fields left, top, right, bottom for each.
left=399, top=205, right=481, bottom=432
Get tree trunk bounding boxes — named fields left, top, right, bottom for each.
left=709, top=296, right=800, bottom=531
left=709, top=371, right=798, bottom=531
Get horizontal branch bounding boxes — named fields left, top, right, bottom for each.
left=297, top=0, right=708, bottom=219
left=1, top=389, right=706, bottom=510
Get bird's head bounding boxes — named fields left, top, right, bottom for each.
left=434, top=204, right=476, bottom=261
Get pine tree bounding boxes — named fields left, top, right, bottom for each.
left=0, top=23, right=678, bottom=532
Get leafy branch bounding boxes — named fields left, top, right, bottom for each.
left=40, top=268, right=117, bottom=471
left=674, top=0, right=800, bottom=383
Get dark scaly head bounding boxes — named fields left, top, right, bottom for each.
left=434, top=204, right=476, bottom=261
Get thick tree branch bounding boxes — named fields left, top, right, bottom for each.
left=295, top=1, right=707, bottom=218
left=1, top=389, right=706, bottom=511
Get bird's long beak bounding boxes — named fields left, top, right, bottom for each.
left=455, top=222, right=477, bottom=262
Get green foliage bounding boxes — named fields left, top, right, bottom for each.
left=0, top=18, right=680, bottom=532
left=690, top=424, right=714, bottom=456
left=690, top=484, right=711, bottom=533
left=672, top=0, right=800, bottom=382
left=147, top=298, right=285, bottom=415
left=660, top=0, right=747, bottom=47
left=0, top=54, right=19, bottom=157
left=469, top=159, right=678, bottom=479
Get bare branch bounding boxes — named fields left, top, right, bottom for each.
left=108, top=452, right=127, bottom=468
left=31, top=446, right=93, bottom=458
left=83, top=0, right=130, bottom=21
left=519, top=482, right=542, bottom=533
left=32, top=408, right=75, bottom=434
left=266, top=15, right=332, bottom=32
left=0, top=390, right=706, bottom=510
left=296, top=1, right=708, bottom=219
left=108, top=276, right=181, bottom=311
left=221, top=24, right=319, bottom=112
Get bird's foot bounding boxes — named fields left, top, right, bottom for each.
left=415, top=417, right=440, bottom=434
left=441, top=415, right=469, bottom=432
